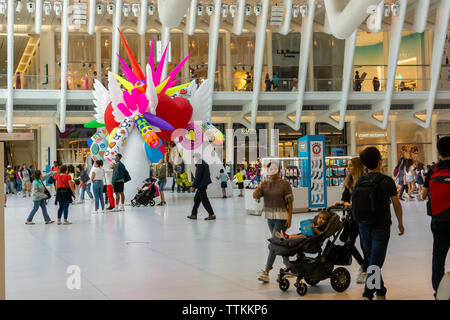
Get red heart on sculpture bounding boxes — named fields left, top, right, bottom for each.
left=155, top=94, right=193, bottom=141
left=104, top=102, right=120, bottom=134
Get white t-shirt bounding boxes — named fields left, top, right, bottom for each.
left=104, top=168, right=113, bottom=185
left=90, top=167, right=105, bottom=181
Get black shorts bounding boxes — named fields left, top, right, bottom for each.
left=221, top=181, right=227, bottom=189
left=114, top=181, right=124, bottom=193
left=238, top=182, right=244, bottom=189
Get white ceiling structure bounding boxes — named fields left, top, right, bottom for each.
left=0, top=0, right=449, bottom=133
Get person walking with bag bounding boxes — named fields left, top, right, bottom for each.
left=352, top=147, right=404, bottom=300
left=421, top=136, right=450, bottom=299
left=156, top=158, right=167, bottom=206
left=187, top=153, right=216, bottom=220
left=254, top=161, right=293, bottom=283
left=91, top=160, right=106, bottom=214
left=25, top=170, right=56, bottom=225
left=54, top=165, right=76, bottom=225
left=334, top=157, right=369, bottom=284
left=112, top=154, right=127, bottom=211
left=77, top=165, right=93, bottom=203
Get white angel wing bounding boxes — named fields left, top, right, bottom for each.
left=108, top=72, right=126, bottom=123
left=92, top=80, right=110, bottom=124
left=189, top=79, right=212, bottom=123
left=145, top=64, right=158, bottom=115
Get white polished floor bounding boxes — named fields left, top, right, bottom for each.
left=3, top=191, right=446, bottom=300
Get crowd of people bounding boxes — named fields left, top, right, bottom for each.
left=3, top=137, right=449, bottom=300
left=254, top=137, right=450, bottom=300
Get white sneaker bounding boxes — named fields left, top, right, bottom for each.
left=257, top=270, right=270, bottom=283
left=119, top=206, right=125, bottom=211
left=356, top=267, right=367, bottom=284
left=92, top=210, right=98, bottom=214
left=274, top=231, right=285, bottom=240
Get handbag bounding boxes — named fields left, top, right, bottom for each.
left=124, top=169, right=131, bottom=183
left=41, top=180, right=52, bottom=200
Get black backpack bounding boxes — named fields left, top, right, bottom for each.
left=351, top=174, right=389, bottom=225
left=124, top=169, right=131, bottom=183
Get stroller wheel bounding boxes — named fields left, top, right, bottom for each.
left=149, top=200, right=155, bottom=206
left=330, top=267, right=351, bottom=292
left=278, top=278, right=290, bottom=292
left=304, top=278, right=320, bottom=286
left=144, top=202, right=149, bottom=207
left=296, top=282, right=307, bottom=296
left=131, top=200, right=136, bottom=207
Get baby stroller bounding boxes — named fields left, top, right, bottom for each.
left=131, top=179, right=159, bottom=207
left=269, top=206, right=352, bottom=296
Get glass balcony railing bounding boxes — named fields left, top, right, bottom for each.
left=0, top=74, right=436, bottom=93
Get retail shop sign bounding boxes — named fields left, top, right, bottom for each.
left=0, top=132, right=34, bottom=141
left=358, top=132, right=387, bottom=139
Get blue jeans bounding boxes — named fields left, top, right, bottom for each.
left=16, top=179, right=22, bottom=192
left=359, top=224, right=390, bottom=299
left=57, top=201, right=70, bottom=220
left=92, top=180, right=105, bottom=210
left=27, top=199, right=51, bottom=222
left=431, top=219, right=450, bottom=295
left=80, top=182, right=93, bottom=200
left=8, top=181, right=14, bottom=193
left=266, top=219, right=290, bottom=270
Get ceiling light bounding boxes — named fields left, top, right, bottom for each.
left=254, top=3, right=261, bottom=16
left=26, top=0, right=34, bottom=13
left=383, top=4, right=390, bottom=17
left=43, top=0, right=50, bottom=15
left=197, top=4, right=202, bottom=16
left=391, top=3, right=399, bottom=17
left=107, top=1, right=114, bottom=15
left=16, top=0, right=23, bottom=13
left=292, top=4, right=299, bottom=18
left=0, top=1, right=6, bottom=15
left=229, top=4, right=236, bottom=18
left=54, top=1, right=61, bottom=16
left=245, top=4, right=251, bottom=16
left=96, top=2, right=103, bottom=15
left=221, top=3, right=228, bottom=18
left=206, top=3, right=213, bottom=16
left=148, top=2, right=154, bottom=15
left=123, top=2, right=130, bottom=17
left=132, top=3, right=139, bottom=17
left=300, top=4, right=307, bottom=17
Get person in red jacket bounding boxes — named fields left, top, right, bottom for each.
left=422, top=136, right=450, bottom=299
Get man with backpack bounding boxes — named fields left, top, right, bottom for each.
left=421, top=136, right=450, bottom=298
left=112, top=154, right=129, bottom=211
left=352, top=147, right=404, bottom=300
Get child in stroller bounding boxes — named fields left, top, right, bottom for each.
left=268, top=207, right=352, bottom=296
left=277, top=211, right=331, bottom=240
left=131, top=178, right=159, bottom=207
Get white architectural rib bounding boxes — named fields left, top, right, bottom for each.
left=138, top=0, right=148, bottom=35
left=410, top=0, right=450, bottom=128
left=320, top=31, right=357, bottom=130
left=276, top=0, right=315, bottom=130
left=232, top=0, right=245, bottom=35
left=246, top=0, right=269, bottom=129
left=370, top=0, right=407, bottom=130
left=207, top=0, right=222, bottom=113
left=88, top=0, right=96, bottom=35
left=59, top=0, right=69, bottom=132
left=279, top=0, right=292, bottom=36
left=35, top=0, right=42, bottom=34
left=324, top=0, right=380, bottom=39
left=6, top=0, right=14, bottom=133
left=111, top=0, right=123, bottom=74
left=185, top=0, right=197, bottom=36
left=413, top=0, right=430, bottom=32
left=161, top=26, right=170, bottom=80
